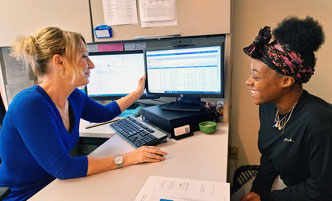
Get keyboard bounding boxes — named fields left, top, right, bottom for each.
left=110, top=117, right=168, bottom=148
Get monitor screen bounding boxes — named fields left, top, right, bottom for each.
left=145, top=45, right=224, bottom=98
left=86, top=51, right=145, bottom=100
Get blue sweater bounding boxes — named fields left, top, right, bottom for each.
left=0, top=85, right=121, bottom=200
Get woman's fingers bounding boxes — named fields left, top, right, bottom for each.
left=134, top=145, right=168, bottom=163
left=140, top=146, right=167, bottom=162
left=140, top=74, right=146, bottom=83
left=145, top=152, right=165, bottom=162
left=147, top=152, right=164, bottom=160
left=138, top=75, right=146, bottom=88
left=143, top=146, right=168, bottom=156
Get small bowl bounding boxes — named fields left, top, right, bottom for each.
left=199, top=121, right=217, bottom=134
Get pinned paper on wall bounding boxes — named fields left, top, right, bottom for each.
left=102, top=0, right=138, bottom=25
left=0, top=47, right=36, bottom=108
left=141, top=20, right=177, bottom=28
left=139, top=0, right=177, bottom=28
left=2, top=48, right=30, bottom=85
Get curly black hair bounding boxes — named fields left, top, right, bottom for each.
left=273, top=16, right=325, bottom=68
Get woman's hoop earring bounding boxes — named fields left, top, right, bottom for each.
left=60, top=68, right=67, bottom=79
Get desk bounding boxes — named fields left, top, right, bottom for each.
left=30, top=122, right=229, bottom=201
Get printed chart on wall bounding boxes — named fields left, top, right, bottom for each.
left=138, top=0, right=177, bottom=28
left=0, top=47, right=34, bottom=107
left=102, top=0, right=138, bottom=25
left=102, top=0, right=177, bottom=28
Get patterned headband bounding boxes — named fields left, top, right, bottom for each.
left=243, top=26, right=314, bottom=83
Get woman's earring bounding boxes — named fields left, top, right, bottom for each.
left=60, top=67, right=67, bottom=79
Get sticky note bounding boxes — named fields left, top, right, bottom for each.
left=98, top=44, right=124, bottom=52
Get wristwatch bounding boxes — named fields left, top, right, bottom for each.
left=113, top=154, right=123, bottom=168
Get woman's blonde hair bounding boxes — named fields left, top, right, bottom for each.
left=11, top=27, right=86, bottom=80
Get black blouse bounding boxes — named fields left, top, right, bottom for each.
left=251, top=90, right=332, bottom=201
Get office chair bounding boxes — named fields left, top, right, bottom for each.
left=231, top=165, right=260, bottom=195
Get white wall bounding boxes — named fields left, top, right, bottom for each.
left=0, top=0, right=92, bottom=46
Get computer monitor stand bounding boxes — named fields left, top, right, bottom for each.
left=161, top=97, right=205, bottom=112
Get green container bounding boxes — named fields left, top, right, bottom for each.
left=199, top=121, right=217, bottom=134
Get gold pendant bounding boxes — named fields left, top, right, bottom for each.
left=275, top=121, right=282, bottom=131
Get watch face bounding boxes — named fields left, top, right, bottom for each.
left=114, top=155, right=123, bottom=165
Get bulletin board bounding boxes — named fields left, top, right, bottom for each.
left=90, top=0, right=230, bottom=42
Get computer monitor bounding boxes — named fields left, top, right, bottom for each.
left=144, top=45, right=224, bottom=111
left=86, top=50, right=145, bottom=100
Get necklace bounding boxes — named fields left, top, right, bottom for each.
left=273, top=102, right=297, bottom=132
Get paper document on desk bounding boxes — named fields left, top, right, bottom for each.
left=134, top=176, right=230, bottom=201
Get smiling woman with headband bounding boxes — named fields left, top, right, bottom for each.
left=241, top=17, right=332, bottom=201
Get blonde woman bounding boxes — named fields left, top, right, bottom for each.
left=0, top=27, right=167, bottom=200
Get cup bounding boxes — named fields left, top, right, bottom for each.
left=199, top=121, right=217, bottom=134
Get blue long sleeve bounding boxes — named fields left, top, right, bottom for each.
left=0, top=85, right=121, bottom=200
left=11, top=90, right=87, bottom=179
left=80, top=93, right=121, bottom=123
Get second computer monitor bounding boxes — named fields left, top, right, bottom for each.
left=86, top=50, right=145, bottom=100
left=145, top=45, right=224, bottom=99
